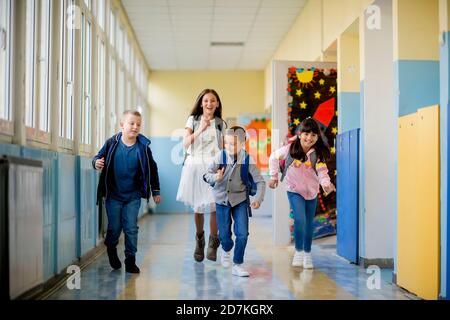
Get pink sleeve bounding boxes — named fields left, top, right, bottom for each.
left=269, top=145, right=290, bottom=179
left=316, top=161, right=331, bottom=187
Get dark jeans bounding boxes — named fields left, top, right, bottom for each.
left=287, top=192, right=317, bottom=253
left=104, top=197, right=141, bottom=258
left=216, top=200, right=249, bottom=264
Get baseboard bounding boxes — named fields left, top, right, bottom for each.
left=358, top=257, right=394, bottom=269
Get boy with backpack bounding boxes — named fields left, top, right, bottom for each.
left=203, top=126, right=265, bottom=277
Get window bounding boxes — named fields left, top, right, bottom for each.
left=117, top=67, right=124, bottom=116
left=97, top=39, right=105, bottom=148
left=117, top=24, right=123, bottom=61
left=38, top=0, right=51, bottom=132
left=25, top=0, right=37, bottom=128
left=109, top=10, right=115, bottom=47
left=124, top=36, right=130, bottom=71
left=126, top=79, right=131, bottom=109
left=0, top=0, right=11, bottom=121
left=81, top=14, right=92, bottom=145
left=109, top=56, right=116, bottom=136
left=96, top=0, right=105, bottom=30
left=83, top=0, right=91, bottom=10
left=61, top=0, right=75, bottom=140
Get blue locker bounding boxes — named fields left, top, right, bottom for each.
left=336, top=129, right=360, bottom=263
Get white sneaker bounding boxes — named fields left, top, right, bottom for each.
left=303, top=253, right=314, bottom=269
left=221, top=248, right=231, bottom=268
left=292, top=250, right=304, bottom=267
left=232, top=264, right=249, bottom=277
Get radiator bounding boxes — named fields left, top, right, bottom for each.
left=0, top=156, right=44, bottom=299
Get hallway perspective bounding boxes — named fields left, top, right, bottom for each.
left=45, top=213, right=410, bottom=300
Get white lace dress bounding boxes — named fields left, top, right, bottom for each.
left=176, top=116, right=221, bottom=213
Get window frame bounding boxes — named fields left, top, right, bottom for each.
left=0, top=0, right=13, bottom=136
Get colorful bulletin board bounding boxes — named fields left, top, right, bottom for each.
left=237, top=114, right=271, bottom=176
left=287, top=66, right=338, bottom=239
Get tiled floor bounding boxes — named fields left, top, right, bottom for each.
left=46, top=212, right=411, bottom=300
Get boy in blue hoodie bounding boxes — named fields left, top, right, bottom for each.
left=93, top=110, right=161, bottom=273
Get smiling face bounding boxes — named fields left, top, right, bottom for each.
left=201, top=93, right=218, bottom=119
left=224, top=135, right=244, bottom=156
left=120, top=113, right=142, bottom=140
left=299, top=131, right=318, bottom=151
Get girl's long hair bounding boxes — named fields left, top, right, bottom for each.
left=289, top=118, right=331, bottom=163
left=189, top=89, right=223, bottom=120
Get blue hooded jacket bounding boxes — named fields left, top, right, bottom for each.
left=92, top=133, right=160, bottom=204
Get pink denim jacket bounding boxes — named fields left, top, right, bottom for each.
left=269, top=144, right=332, bottom=200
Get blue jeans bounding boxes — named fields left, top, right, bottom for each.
left=105, top=197, right=141, bottom=258
left=287, top=192, right=317, bottom=253
left=216, top=201, right=249, bottom=264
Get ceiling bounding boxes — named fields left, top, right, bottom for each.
left=122, top=0, right=307, bottom=70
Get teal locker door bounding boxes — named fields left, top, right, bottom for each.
left=336, top=129, right=359, bottom=263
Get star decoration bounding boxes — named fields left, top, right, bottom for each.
left=330, top=147, right=336, bottom=154
left=296, top=89, right=303, bottom=97
left=319, top=79, right=325, bottom=85
left=331, top=127, right=337, bottom=135
left=314, top=92, right=321, bottom=99
left=329, top=86, right=336, bottom=94
left=293, top=118, right=300, bottom=126
left=335, top=110, right=339, bottom=116
left=300, top=101, right=307, bottom=109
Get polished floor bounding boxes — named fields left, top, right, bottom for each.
left=46, top=212, right=411, bottom=300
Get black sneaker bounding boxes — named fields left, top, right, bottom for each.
left=125, top=256, right=140, bottom=274
left=107, top=247, right=121, bottom=270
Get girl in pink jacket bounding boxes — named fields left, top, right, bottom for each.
left=269, top=118, right=335, bottom=269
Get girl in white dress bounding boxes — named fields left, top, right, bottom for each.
left=177, top=89, right=226, bottom=262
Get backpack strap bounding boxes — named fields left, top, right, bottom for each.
left=241, top=153, right=250, bottom=186
left=309, top=150, right=318, bottom=175
left=280, top=152, right=294, bottom=182
left=218, top=149, right=227, bottom=171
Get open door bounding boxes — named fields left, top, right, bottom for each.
left=336, top=129, right=359, bottom=263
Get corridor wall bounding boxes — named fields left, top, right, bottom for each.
left=397, top=105, right=440, bottom=300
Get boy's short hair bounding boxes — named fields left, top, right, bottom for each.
left=225, top=126, right=246, bottom=143
left=122, top=110, right=142, bottom=118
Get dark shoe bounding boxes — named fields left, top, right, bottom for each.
left=125, top=256, right=140, bottom=274
left=194, top=232, right=205, bottom=262
left=107, top=247, right=121, bottom=270
left=206, top=235, right=220, bottom=261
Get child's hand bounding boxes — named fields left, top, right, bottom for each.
left=95, top=157, right=105, bottom=170
left=153, top=195, right=161, bottom=204
left=216, top=167, right=225, bottom=182
left=323, top=183, right=336, bottom=195
left=268, top=179, right=278, bottom=189
left=251, top=201, right=260, bottom=209
left=200, top=119, right=211, bottom=132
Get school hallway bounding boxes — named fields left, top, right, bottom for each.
left=42, top=213, right=410, bottom=300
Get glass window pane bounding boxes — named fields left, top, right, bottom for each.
left=66, top=5, right=75, bottom=140
left=97, top=0, right=105, bottom=30
left=109, top=56, right=116, bottom=136
left=82, top=19, right=92, bottom=145
left=97, top=39, right=105, bottom=148
left=117, top=25, right=123, bottom=61
left=109, top=10, right=115, bottom=47
left=38, top=0, right=51, bottom=132
left=25, top=0, right=36, bottom=128
left=0, top=0, right=11, bottom=121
